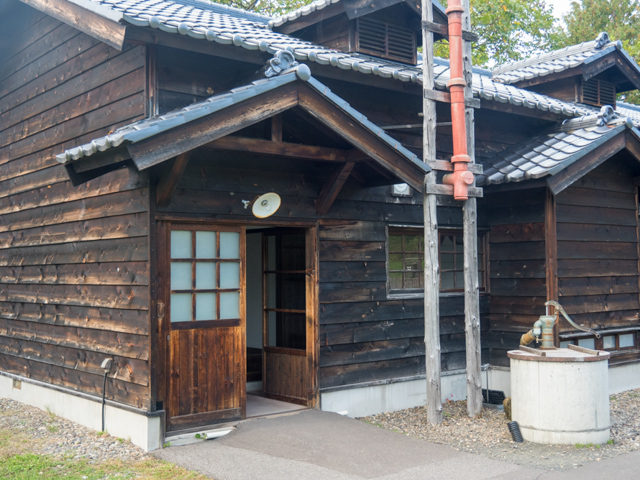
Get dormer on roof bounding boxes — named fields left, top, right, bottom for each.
left=270, top=0, right=448, bottom=65
left=492, top=33, right=640, bottom=109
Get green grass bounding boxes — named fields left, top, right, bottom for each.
left=0, top=453, right=211, bottom=480
left=0, top=418, right=209, bottom=480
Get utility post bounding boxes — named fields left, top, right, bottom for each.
left=422, top=0, right=443, bottom=425
left=461, top=0, right=482, bottom=419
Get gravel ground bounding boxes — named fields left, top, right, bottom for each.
left=0, top=398, right=148, bottom=463
left=2, top=389, right=640, bottom=472
left=362, top=388, right=640, bottom=471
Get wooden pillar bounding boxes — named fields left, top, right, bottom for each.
left=462, top=0, right=482, bottom=417
left=422, top=0, right=443, bottom=424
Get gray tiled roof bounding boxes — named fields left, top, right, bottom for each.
left=269, top=0, right=446, bottom=28
left=56, top=64, right=428, bottom=175
left=492, top=33, right=624, bottom=85
left=479, top=107, right=637, bottom=186
left=73, top=0, right=596, bottom=120
left=617, top=101, right=640, bottom=124
left=269, top=0, right=340, bottom=28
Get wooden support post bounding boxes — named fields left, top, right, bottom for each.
left=462, top=0, right=482, bottom=418
left=316, top=162, right=355, bottom=215
left=422, top=0, right=443, bottom=425
left=156, top=152, right=191, bottom=207
left=272, top=114, right=283, bottom=142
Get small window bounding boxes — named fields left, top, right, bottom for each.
left=169, top=227, right=242, bottom=324
left=562, top=330, right=638, bottom=352
left=388, top=227, right=487, bottom=294
left=578, top=337, right=596, bottom=350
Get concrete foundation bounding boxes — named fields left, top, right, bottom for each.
left=321, top=368, right=507, bottom=418
left=0, top=374, right=163, bottom=451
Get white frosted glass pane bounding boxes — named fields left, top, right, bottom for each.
left=171, top=263, right=192, bottom=290
left=620, top=333, right=635, bottom=348
left=171, top=294, right=191, bottom=322
left=220, top=262, right=240, bottom=288
left=578, top=337, right=595, bottom=349
left=220, top=292, right=239, bottom=319
left=603, top=335, right=616, bottom=349
left=196, top=293, right=216, bottom=321
left=220, top=232, right=240, bottom=258
left=196, top=263, right=216, bottom=289
left=559, top=341, right=571, bottom=349
left=171, top=231, right=192, bottom=258
left=196, top=231, right=216, bottom=259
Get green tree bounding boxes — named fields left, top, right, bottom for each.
left=559, top=0, right=640, bottom=103
left=215, top=0, right=311, bottom=16
left=434, top=0, right=562, bottom=67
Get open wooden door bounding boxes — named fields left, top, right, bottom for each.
left=262, top=229, right=312, bottom=405
left=163, top=223, right=246, bottom=432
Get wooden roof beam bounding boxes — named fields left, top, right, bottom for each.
left=127, top=83, right=299, bottom=170
left=316, top=162, right=355, bottom=215
left=204, top=136, right=359, bottom=163
left=298, top=82, right=426, bottom=191
left=156, top=151, right=191, bottom=207
left=20, top=0, right=127, bottom=50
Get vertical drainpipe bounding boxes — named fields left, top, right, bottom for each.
left=443, top=0, right=474, bottom=200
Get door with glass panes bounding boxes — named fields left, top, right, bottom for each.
left=262, top=229, right=308, bottom=404
left=164, top=224, right=245, bottom=431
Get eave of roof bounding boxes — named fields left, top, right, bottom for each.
left=479, top=116, right=635, bottom=188
left=492, top=33, right=640, bottom=91
left=269, top=0, right=446, bottom=28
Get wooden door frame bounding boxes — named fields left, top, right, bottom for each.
left=259, top=226, right=319, bottom=407
left=154, top=218, right=319, bottom=427
left=157, top=220, right=247, bottom=431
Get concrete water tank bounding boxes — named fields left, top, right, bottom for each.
left=508, top=345, right=610, bottom=445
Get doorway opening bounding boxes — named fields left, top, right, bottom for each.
left=246, top=227, right=312, bottom=417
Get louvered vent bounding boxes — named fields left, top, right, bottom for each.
left=356, top=18, right=416, bottom=64
left=582, top=78, right=616, bottom=107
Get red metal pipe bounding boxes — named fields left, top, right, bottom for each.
left=442, top=0, right=473, bottom=200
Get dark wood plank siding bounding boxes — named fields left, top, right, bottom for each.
left=159, top=155, right=489, bottom=391
left=555, top=158, right=640, bottom=333
left=484, top=189, right=547, bottom=366
left=0, top=13, right=150, bottom=409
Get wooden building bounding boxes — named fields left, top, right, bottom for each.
left=1, top=0, right=640, bottom=450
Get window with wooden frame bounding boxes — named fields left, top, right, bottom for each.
left=560, top=329, right=639, bottom=353
left=388, top=227, right=487, bottom=294
left=169, top=227, right=242, bottom=325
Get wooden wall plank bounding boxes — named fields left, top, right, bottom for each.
left=0, top=212, right=148, bottom=249
left=0, top=189, right=148, bottom=234
left=0, top=318, right=148, bottom=360
left=0, top=262, right=149, bottom=286
left=0, top=92, right=145, bottom=166
left=0, top=283, right=149, bottom=310
left=0, top=166, right=145, bottom=216
left=0, top=336, right=148, bottom=386
left=0, top=353, right=149, bottom=409
left=0, top=22, right=80, bottom=86
left=1, top=68, right=145, bottom=149
left=0, top=302, right=148, bottom=335
left=0, top=237, right=148, bottom=267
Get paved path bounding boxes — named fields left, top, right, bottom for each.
left=152, top=410, right=639, bottom=479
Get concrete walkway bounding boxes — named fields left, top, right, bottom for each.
left=152, top=410, right=639, bottom=480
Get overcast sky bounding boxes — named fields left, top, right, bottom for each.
left=546, top=0, right=576, bottom=19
